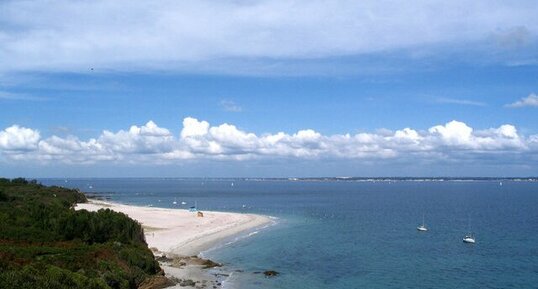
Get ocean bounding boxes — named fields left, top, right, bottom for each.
left=39, top=178, right=538, bottom=289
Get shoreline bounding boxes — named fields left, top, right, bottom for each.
left=75, top=200, right=274, bottom=288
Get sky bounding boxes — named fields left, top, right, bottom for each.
left=1, top=0, right=538, bottom=177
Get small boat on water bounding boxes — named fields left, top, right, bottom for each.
left=463, top=217, right=476, bottom=244
left=417, top=214, right=428, bottom=232
left=181, top=201, right=187, bottom=205
left=463, top=234, right=476, bottom=244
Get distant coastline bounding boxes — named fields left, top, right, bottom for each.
left=277, top=177, right=538, bottom=182
left=37, top=176, right=538, bottom=182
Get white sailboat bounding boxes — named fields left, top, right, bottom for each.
left=463, top=217, right=476, bottom=244
left=172, top=198, right=177, bottom=205
left=463, top=234, right=475, bottom=244
left=417, top=214, right=428, bottom=232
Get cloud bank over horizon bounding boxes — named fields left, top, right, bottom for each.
left=1, top=118, right=536, bottom=170
left=1, top=0, right=537, bottom=76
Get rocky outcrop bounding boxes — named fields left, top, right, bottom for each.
left=263, top=270, right=279, bottom=277
left=139, top=275, right=176, bottom=289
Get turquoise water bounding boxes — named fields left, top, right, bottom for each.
left=41, top=179, right=538, bottom=289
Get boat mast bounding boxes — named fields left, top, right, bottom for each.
left=422, top=213, right=425, bottom=227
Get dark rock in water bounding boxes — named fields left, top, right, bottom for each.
left=263, top=270, right=279, bottom=277
left=179, top=279, right=196, bottom=287
left=202, top=259, right=222, bottom=268
left=155, top=255, right=172, bottom=262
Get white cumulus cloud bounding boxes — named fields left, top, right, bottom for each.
left=0, top=125, right=41, bottom=151
left=97, top=121, right=175, bottom=155
left=0, top=118, right=536, bottom=166
left=429, top=120, right=474, bottom=146
left=181, top=117, right=210, bottom=138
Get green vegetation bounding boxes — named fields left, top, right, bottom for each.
left=0, top=178, right=161, bottom=289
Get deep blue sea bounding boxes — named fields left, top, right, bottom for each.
left=39, top=178, right=538, bottom=289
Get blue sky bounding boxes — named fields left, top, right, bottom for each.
left=1, top=0, right=538, bottom=177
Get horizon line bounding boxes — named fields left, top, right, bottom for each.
left=19, top=176, right=538, bottom=180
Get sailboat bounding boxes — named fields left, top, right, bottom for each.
left=172, top=198, right=177, bottom=205
left=417, top=214, right=428, bottom=231
left=463, top=233, right=475, bottom=244
left=463, top=217, right=476, bottom=244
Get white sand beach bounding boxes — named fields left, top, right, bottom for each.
left=75, top=200, right=272, bottom=288
left=76, top=200, right=271, bottom=256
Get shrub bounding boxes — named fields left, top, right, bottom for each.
left=0, top=179, right=161, bottom=288
left=0, top=190, right=7, bottom=201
